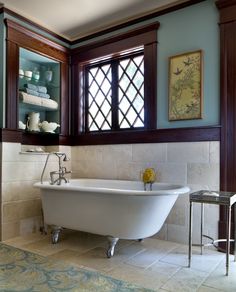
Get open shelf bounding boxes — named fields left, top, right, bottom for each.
left=18, top=47, right=60, bottom=131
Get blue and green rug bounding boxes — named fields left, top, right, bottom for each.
left=0, top=243, right=153, bottom=291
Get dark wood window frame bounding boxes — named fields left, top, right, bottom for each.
left=71, top=23, right=159, bottom=144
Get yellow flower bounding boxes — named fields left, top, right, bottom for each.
left=142, top=168, right=156, bottom=183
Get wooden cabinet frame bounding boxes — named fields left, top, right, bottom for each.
left=5, top=19, right=70, bottom=144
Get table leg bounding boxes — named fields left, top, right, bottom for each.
left=188, top=201, right=193, bottom=268
left=226, top=205, right=231, bottom=276
left=201, top=203, right=204, bottom=255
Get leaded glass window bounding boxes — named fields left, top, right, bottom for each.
left=85, top=51, right=144, bottom=132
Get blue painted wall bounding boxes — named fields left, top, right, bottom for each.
left=157, top=0, right=219, bottom=128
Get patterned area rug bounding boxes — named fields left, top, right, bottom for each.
left=0, top=243, right=153, bottom=291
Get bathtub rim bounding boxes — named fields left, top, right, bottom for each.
left=34, top=178, right=190, bottom=196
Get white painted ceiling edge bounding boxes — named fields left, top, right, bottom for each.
left=0, top=0, right=188, bottom=41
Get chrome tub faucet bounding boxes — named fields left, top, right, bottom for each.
left=41, top=152, right=72, bottom=185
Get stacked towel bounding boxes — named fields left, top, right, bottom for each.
left=24, top=84, right=50, bottom=99
left=19, top=91, right=58, bottom=110
left=37, top=85, right=47, bottom=94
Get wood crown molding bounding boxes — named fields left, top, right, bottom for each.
left=216, top=0, right=236, bottom=9
left=71, top=22, right=159, bottom=57
left=5, top=19, right=70, bottom=63
left=216, top=0, right=236, bottom=23
left=1, top=6, right=69, bottom=44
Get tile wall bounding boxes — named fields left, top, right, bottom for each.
left=1, top=143, right=71, bottom=240
left=71, top=142, right=220, bottom=244
left=0, top=141, right=219, bottom=244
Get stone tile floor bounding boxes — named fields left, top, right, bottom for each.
left=4, top=231, right=236, bottom=292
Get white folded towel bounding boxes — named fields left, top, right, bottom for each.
left=19, top=91, right=41, bottom=106
left=19, top=91, right=58, bottom=110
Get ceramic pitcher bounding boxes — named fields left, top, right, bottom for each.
left=27, top=112, right=40, bottom=131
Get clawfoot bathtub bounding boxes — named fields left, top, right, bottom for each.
left=34, top=179, right=190, bottom=257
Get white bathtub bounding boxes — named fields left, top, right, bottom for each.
left=34, top=178, right=190, bottom=257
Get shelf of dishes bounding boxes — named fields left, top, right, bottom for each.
left=19, top=68, right=54, bottom=83
left=19, top=112, right=60, bottom=133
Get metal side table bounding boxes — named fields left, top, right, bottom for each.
left=188, top=190, right=236, bottom=276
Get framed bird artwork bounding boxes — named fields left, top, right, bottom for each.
left=168, top=50, right=203, bottom=121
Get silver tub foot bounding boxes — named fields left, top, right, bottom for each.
left=51, top=226, right=62, bottom=244
left=107, top=237, right=119, bottom=258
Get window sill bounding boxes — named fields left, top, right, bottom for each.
left=73, top=126, right=221, bottom=145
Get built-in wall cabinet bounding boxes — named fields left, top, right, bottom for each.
left=5, top=19, right=70, bottom=145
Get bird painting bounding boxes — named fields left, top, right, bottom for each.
left=183, top=57, right=192, bottom=66
left=173, top=67, right=183, bottom=75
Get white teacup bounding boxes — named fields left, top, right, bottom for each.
left=24, top=71, right=32, bottom=78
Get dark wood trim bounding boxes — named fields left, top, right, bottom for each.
left=71, top=126, right=220, bottom=146
left=71, top=23, right=159, bottom=59
left=217, top=0, right=236, bottom=252
left=5, top=19, right=69, bottom=63
left=21, top=131, right=59, bottom=145
left=0, top=128, right=22, bottom=143
left=1, top=7, right=69, bottom=44
left=6, top=40, right=18, bottom=129
left=60, top=62, right=70, bottom=136
left=59, top=135, right=71, bottom=145
left=71, top=63, right=80, bottom=135
left=0, top=128, right=71, bottom=145
left=71, top=0, right=205, bottom=45
left=216, top=1, right=236, bottom=23
left=144, top=42, right=157, bottom=129
left=216, top=0, right=236, bottom=10
left=0, top=126, right=220, bottom=146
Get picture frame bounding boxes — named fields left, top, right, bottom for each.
left=168, top=50, right=203, bottom=121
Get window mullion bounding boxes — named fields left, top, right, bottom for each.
left=111, top=60, right=119, bottom=130
left=84, top=67, right=89, bottom=132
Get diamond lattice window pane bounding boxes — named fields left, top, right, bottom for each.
left=118, top=54, right=144, bottom=128
left=87, top=63, right=112, bottom=131
left=133, top=94, right=144, bottom=112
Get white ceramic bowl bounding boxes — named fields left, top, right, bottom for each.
left=40, top=121, right=60, bottom=133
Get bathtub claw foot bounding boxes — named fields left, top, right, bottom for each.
left=107, top=237, right=119, bottom=258
left=51, top=227, right=62, bottom=244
